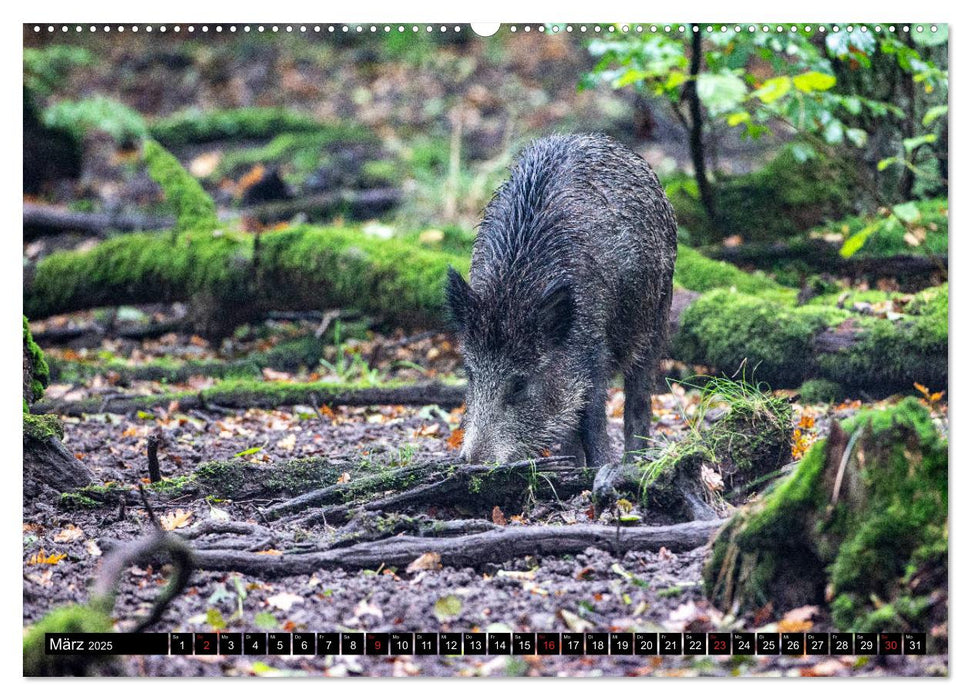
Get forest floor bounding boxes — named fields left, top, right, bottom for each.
left=23, top=310, right=948, bottom=677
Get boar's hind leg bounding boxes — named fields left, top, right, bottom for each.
left=622, top=360, right=654, bottom=459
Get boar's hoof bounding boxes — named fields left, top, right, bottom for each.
left=592, top=462, right=623, bottom=509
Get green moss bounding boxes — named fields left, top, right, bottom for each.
left=825, top=198, right=948, bottom=258
left=59, top=483, right=129, bottom=509
left=674, top=245, right=792, bottom=299
left=42, top=96, right=148, bottom=144
left=817, top=289, right=948, bottom=393
left=673, top=289, right=843, bottom=387
left=705, top=398, right=947, bottom=632
left=636, top=380, right=792, bottom=517
left=212, top=126, right=377, bottom=183
left=25, top=225, right=469, bottom=329
left=191, top=457, right=345, bottom=499
left=673, top=285, right=947, bottom=392
left=23, top=316, right=49, bottom=406
left=668, top=146, right=858, bottom=245
left=148, top=107, right=323, bottom=147
left=48, top=334, right=327, bottom=385
left=23, top=604, right=114, bottom=676
left=24, top=413, right=63, bottom=442
left=143, top=139, right=218, bottom=233
left=798, top=379, right=843, bottom=404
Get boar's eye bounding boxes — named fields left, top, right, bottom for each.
left=506, top=374, right=529, bottom=404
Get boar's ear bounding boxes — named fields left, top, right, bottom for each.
left=539, top=280, right=574, bottom=345
left=446, top=266, right=475, bottom=332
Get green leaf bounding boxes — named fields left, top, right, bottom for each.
left=253, top=611, right=279, bottom=629
left=892, top=202, right=921, bottom=224
left=663, top=70, right=688, bottom=91
left=136, top=410, right=155, bottom=421
left=614, top=69, right=651, bottom=88
left=845, top=128, right=868, bottom=148
left=206, top=608, right=227, bottom=630
left=234, top=446, right=263, bottom=458
left=793, top=71, right=837, bottom=93
left=696, top=72, right=748, bottom=115
left=823, top=120, right=845, bottom=144
left=726, top=111, right=751, bottom=127
left=903, top=134, right=937, bottom=153
left=433, top=595, right=463, bottom=622
left=839, top=220, right=882, bottom=258
left=753, top=76, right=791, bottom=104
left=922, top=105, right=948, bottom=126
left=877, top=157, right=899, bottom=172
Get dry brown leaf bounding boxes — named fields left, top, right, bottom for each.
left=256, top=549, right=283, bottom=556
left=446, top=428, right=465, bottom=450
left=406, top=552, right=442, bottom=573
left=159, top=509, right=193, bottom=531
left=491, top=506, right=507, bottom=526
left=53, top=524, right=84, bottom=543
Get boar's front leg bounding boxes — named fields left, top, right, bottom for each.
left=580, top=373, right=612, bottom=471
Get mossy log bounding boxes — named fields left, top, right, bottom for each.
left=48, top=335, right=328, bottom=384
left=24, top=226, right=469, bottom=335
left=674, top=284, right=947, bottom=393
left=703, top=398, right=947, bottom=635
left=34, top=379, right=465, bottom=417
left=24, top=225, right=947, bottom=392
left=270, top=456, right=595, bottom=525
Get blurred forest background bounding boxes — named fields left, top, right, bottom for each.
left=22, top=26, right=949, bottom=675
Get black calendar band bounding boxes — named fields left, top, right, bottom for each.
left=44, top=631, right=928, bottom=656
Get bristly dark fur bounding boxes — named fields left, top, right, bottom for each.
left=448, top=133, right=678, bottom=483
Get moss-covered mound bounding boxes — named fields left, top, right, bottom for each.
left=23, top=604, right=114, bottom=676
left=636, top=382, right=792, bottom=521
left=704, top=398, right=947, bottom=635
left=668, top=147, right=859, bottom=246
left=673, top=284, right=947, bottom=392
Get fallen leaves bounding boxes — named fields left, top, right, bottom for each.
left=491, top=506, right=507, bottom=526
left=267, top=592, right=304, bottom=611
left=159, top=509, right=193, bottom=531
left=53, top=524, right=84, bottom=543
left=433, top=594, right=463, bottom=622
left=26, top=549, right=67, bottom=565
left=406, top=552, right=442, bottom=573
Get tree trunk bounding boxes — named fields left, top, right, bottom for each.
left=684, top=28, right=719, bottom=229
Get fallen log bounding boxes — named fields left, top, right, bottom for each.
left=32, top=379, right=466, bottom=417
left=703, top=240, right=947, bottom=289
left=23, top=202, right=174, bottom=238
left=242, top=187, right=401, bottom=224
left=183, top=520, right=725, bottom=576
left=23, top=224, right=947, bottom=392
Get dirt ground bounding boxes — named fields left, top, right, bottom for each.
left=23, top=324, right=948, bottom=677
